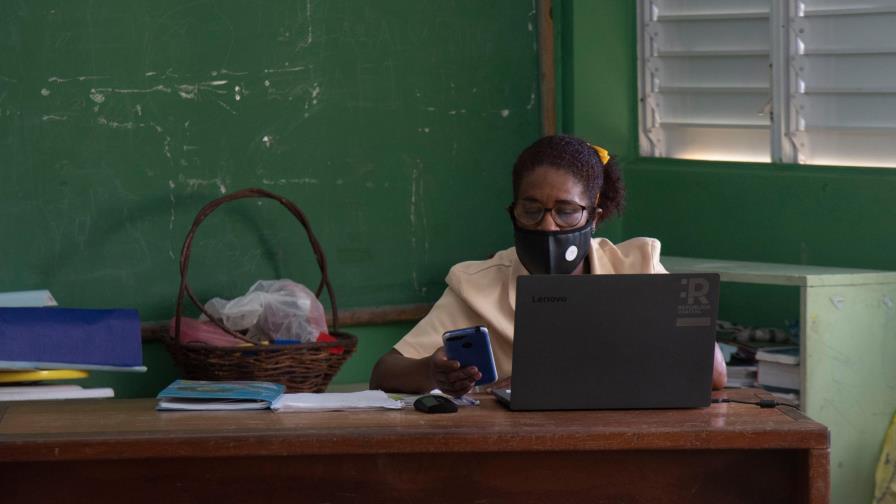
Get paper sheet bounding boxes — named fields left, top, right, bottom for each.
left=271, top=389, right=403, bottom=412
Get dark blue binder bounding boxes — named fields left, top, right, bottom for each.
left=0, top=308, right=143, bottom=367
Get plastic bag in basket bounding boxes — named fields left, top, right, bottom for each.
left=204, top=279, right=328, bottom=343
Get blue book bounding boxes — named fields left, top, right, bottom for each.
left=156, top=379, right=286, bottom=410
left=0, top=307, right=143, bottom=368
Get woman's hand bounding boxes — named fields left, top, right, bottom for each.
left=712, top=342, right=727, bottom=390
left=429, top=346, right=481, bottom=397
left=482, top=375, right=511, bottom=393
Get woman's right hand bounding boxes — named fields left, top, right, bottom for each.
left=429, top=346, right=481, bottom=397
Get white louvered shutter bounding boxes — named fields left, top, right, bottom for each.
left=639, top=0, right=773, bottom=162
left=787, top=0, right=896, bottom=168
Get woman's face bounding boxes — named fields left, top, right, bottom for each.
left=514, top=165, right=593, bottom=232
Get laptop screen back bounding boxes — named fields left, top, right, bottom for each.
left=510, top=273, right=720, bottom=410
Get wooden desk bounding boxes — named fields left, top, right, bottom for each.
left=0, top=389, right=828, bottom=503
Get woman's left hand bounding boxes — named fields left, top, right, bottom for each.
left=712, top=343, right=727, bottom=390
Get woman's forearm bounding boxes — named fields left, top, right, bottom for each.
left=369, top=349, right=435, bottom=394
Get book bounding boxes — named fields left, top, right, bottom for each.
left=0, top=360, right=147, bottom=373
left=725, top=365, right=758, bottom=388
left=761, top=385, right=800, bottom=405
left=0, top=307, right=143, bottom=368
left=755, top=346, right=800, bottom=365
left=156, top=380, right=286, bottom=411
left=0, top=384, right=114, bottom=401
left=0, top=289, right=58, bottom=307
left=758, top=361, right=800, bottom=390
left=756, top=346, right=800, bottom=391
left=0, top=369, right=89, bottom=383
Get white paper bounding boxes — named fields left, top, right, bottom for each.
left=271, top=389, right=402, bottom=412
left=0, top=384, right=114, bottom=401
left=0, top=289, right=58, bottom=307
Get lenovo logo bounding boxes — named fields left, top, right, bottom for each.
left=531, top=295, right=567, bottom=303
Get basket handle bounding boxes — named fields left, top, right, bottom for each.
left=174, top=188, right=339, bottom=345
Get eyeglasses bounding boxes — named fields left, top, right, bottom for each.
left=508, top=200, right=594, bottom=229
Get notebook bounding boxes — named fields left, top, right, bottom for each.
left=494, top=273, right=720, bottom=411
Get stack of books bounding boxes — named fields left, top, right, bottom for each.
left=725, top=363, right=758, bottom=388
left=0, top=290, right=144, bottom=401
left=755, top=346, right=800, bottom=403
left=155, top=379, right=403, bottom=412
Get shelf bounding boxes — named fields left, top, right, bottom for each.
left=663, top=256, right=896, bottom=287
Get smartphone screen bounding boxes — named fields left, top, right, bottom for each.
left=442, top=326, right=498, bottom=386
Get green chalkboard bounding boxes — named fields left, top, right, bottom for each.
left=0, top=0, right=541, bottom=320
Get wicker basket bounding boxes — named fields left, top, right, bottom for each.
left=164, top=188, right=357, bottom=392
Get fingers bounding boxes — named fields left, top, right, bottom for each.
left=440, top=377, right=477, bottom=397
left=430, top=346, right=481, bottom=397
left=483, top=375, right=511, bottom=392
left=433, top=367, right=481, bottom=391
left=445, top=367, right=480, bottom=383
left=431, top=346, right=458, bottom=368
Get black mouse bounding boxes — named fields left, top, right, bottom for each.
left=413, top=394, right=458, bottom=414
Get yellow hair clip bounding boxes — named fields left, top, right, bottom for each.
left=591, top=145, right=610, bottom=166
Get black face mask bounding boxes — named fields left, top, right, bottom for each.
left=513, top=219, right=593, bottom=275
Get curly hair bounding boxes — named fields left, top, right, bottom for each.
left=511, top=135, right=625, bottom=223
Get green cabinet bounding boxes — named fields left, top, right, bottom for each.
left=664, top=256, right=896, bottom=504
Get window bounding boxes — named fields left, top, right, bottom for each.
left=638, top=0, right=896, bottom=168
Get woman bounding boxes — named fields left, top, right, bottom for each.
left=370, top=135, right=727, bottom=396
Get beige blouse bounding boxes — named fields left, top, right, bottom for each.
left=393, top=237, right=668, bottom=378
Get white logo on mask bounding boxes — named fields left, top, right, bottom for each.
left=565, top=245, right=578, bottom=262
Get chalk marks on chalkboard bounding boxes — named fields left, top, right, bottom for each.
left=47, top=75, right=109, bottom=83
left=263, top=65, right=307, bottom=74
left=294, top=0, right=313, bottom=52
left=260, top=178, right=319, bottom=186
left=80, top=81, right=230, bottom=105
left=177, top=175, right=228, bottom=195
left=408, top=159, right=430, bottom=296
left=216, top=100, right=237, bottom=115
left=36, top=58, right=323, bottom=174
left=210, top=69, right=248, bottom=77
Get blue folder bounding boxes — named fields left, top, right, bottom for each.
left=0, top=308, right=143, bottom=368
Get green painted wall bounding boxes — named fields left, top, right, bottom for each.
left=562, top=0, right=896, bottom=327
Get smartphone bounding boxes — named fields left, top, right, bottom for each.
left=442, top=325, right=498, bottom=386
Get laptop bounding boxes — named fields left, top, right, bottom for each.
left=493, top=273, right=720, bottom=411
